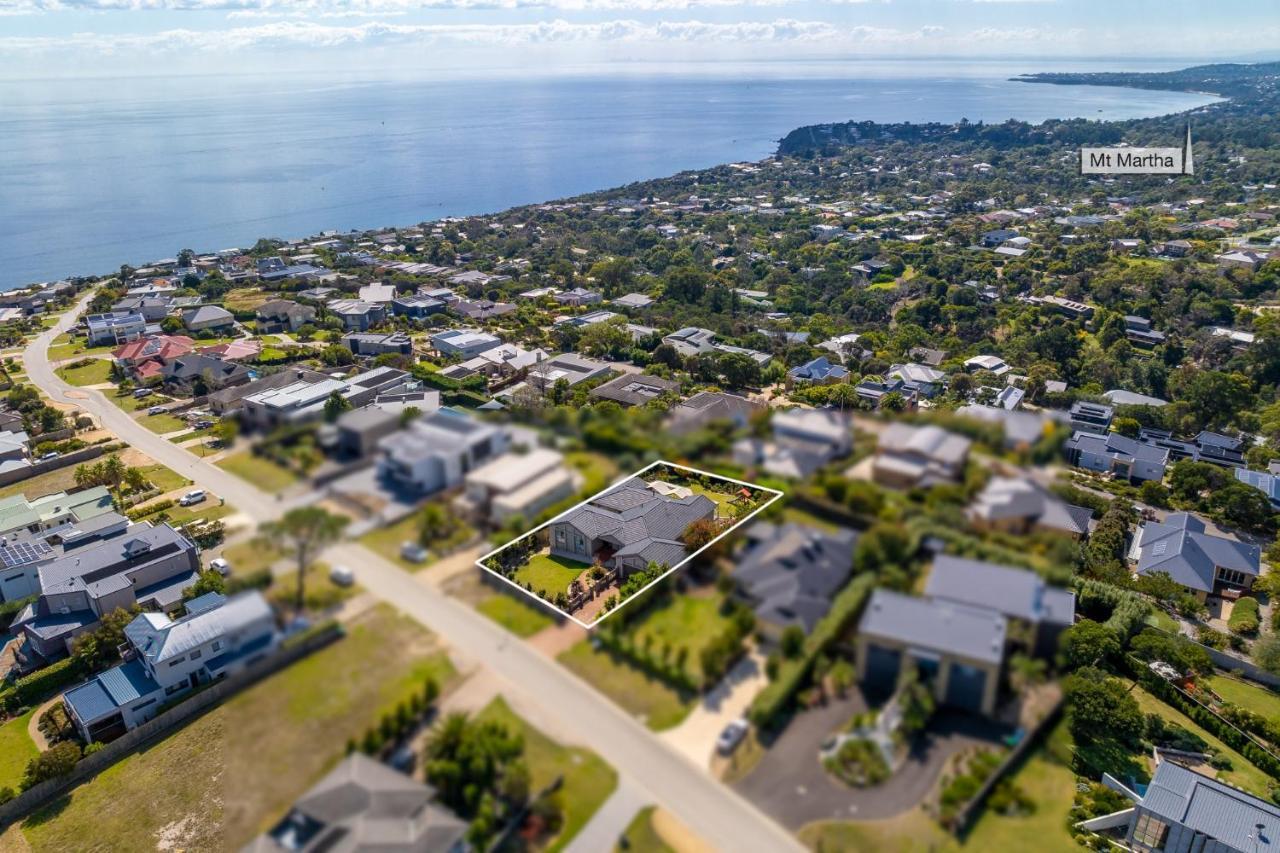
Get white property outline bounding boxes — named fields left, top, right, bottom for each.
left=476, top=459, right=784, bottom=629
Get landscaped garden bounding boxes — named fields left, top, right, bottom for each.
left=14, top=606, right=456, bottom=851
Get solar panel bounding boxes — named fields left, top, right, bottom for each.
left=0, top=539, right=53, bottom=569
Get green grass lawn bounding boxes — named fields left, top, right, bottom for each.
left=614, top=806, right=674, bottom=853
left=566, top=450, right=619, bottom=496
left=145, top=501, right=236, bottom=527
left=1206, top=674, right=1280, bottom=723
left=0, top=707, right=40, bottom=792
left=18, top=606, right=456, bottom=851
left=0, top=464, right=82, bottom=500
left=217, top=450, right=299, bottom=494
left=557, top=640, right=695, bottom=731
left=47, top=340, right=115, bottom=361
left=513, top=552, right=588, bottom=600
left=136, top=463, right=192, bottom=493
left=798, top=721, right=1078, bottom=853
left=627, top=593, right=733, bottom=683
left=780, top=505, right=841, bottom=532
left=1132, top=685, right=1273, bottom=797
left=269, top=563, right=359, bottom=613
left=220, top=538, right=285, bottom=576
left=108, top=390, right=161, bottom=413
left=359, top=511, right=474, bottom=572
left=476, top=696, right=617, bottom=853
left=476, top=593, right=555, bottom=637
left=1146, top=609, right=1180, bottom=633
left=55, top=358, right=113, bottom=386
left=139, top=412, right=190, bottom=434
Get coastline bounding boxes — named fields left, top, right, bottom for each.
left=3, top=69, right=1223, bottom=292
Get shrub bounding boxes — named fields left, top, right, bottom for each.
left=1228, top=597, right=1261, bottom=636
left=824, top=738, right=890, bottom=788
left=22, top=741, right=82, bottom=790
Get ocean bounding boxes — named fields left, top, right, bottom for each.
left=0, top=60, right=1218, bottom=290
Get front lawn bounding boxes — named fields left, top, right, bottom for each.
left=627, top=593, right=734, bottom=683
left=139, top=412, right=190, bottom=434
left=476, top=594, right=555, bottom=637
left=55, top=359, right=112, bottom=386
left=359, top=511, right=474, bottom=572
left=0, top=707, right=40, bottom=792
left=17, top=606, right=456, bottom=851
left=136, top=463, right=192, bottom=494
left=217, top=450, right=299, bottom=493
left=269, top=563, right=359, bottom=613
left=557, top=640, right=695, bottom=731
left=220, top=538, right=286, bottom=577
left=476, top=696, right=617, bottom=853
left=615, top=806, right=674, bottom=853
left=512, top=552, right=588, bottom=600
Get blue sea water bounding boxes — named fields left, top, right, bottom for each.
left=0, top=61, right=1217, bottom=290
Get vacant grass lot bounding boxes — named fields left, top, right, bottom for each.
left=224, top=289, right=271, bottom=312
left=17, top=606, right=455, bottom=851
left=0, top=707, right=39, bottom=792
left=55, top=359, right=112, bottom=386
left=476, top=594, right=555, bottom=637
left=359, top=511, right=474, bottom=572
left=477, top=696, right=617, bottom=853
left=512, top=552, right=587, bottom=600
left=628, top=593, right=733, bottom=683
left=47, top=338, right=115, bottom=362
left=269, top=563, right=359, bottom=613
left=557, top=640, right=694, bottom=731
left=220, top=538, right=285, bottom=576
left=0, top=464, right=81, bottom=500
left=216, top=450, right=299, bottom=493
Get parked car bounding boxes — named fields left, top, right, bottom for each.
left=38, top=451, right=60, bottom=461
left=400, top=541, right=429, bottom=563
left=132, top=387, right=153, bottom=398
left=716, top=718, right=750, bottom=756
left=193, top=420, right=214, bottom=430
left=330, top=565, right=356, bottom=587
left=178, top=489, right=207, bottom=506
left=147, top=405, right=168, bottom=415
left=209, top=557, right=231, bottom=576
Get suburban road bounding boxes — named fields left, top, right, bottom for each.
left=24, top=296, right=803, bottom=853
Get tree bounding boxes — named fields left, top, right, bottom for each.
left=424, top=712, right=525, bottom=817
left=262, top=507, right=349, bottom=617
left=1210, top=481, right=1273, bottom=532
left=418, top=502, right=461, bottom=546
left=1057, top=619, right=1120, bottom=671
left=22, top=741, right=81, bottom=790
left=212, top=418, right=239, bottom=447
left=324, top=391, right=353, bottom=422
left=780, top=626, right=805, bottom=659
left=680, top=517, right=720, bottom=552
left=1112, top=416, right=1141, bottom=438
left=185, top=569, right=226, bottom=600
left=1063, top=667, right=1143, bottom=747
left=1253, top=633, right=1280, bottom=675
left=70, top=606, right=137, bottom=671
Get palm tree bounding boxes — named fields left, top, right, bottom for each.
left=262, top=506, right=348, bottom=618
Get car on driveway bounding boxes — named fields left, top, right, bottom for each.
left=210, top=557, right=232, bottom=576
left=38, top=451, right=60, bottom=461
left=716, top=718, right=750, bottom=756
left=178, top=489, right=207, bottom=506
left=400, top=542, right=429, bottom=563
left=330, top=565, right=356, bottom=587
left=148, top=405, right=168, bottom=415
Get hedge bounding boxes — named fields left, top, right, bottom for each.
left=127, top=498, right=174, bottom=521
left=1073, top=578, right=1151, bottom=641
left=749, top=573, right=876, bottom=728
left=594, top=631, right=699, bottom=694
left=1228, top=597, right=1261, bottom=635
left=0, top=657, right=88, bottom=714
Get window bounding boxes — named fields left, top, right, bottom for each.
left=1217, top=568, right=1246, bottom=586
left=164, top=677, right=190, bottom=696
left=556, top=527, right=566, bottom=544
left=131, top=698, right=157, bottom=713
left=1131, top=812, right=1169, bottom=851
left=212, top=641, right=221, bottom=652
left=190, top=649, right=202, bottom=660
left=167, top=656, right=185, bottom=667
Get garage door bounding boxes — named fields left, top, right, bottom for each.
left=944, top=663, right=988, bottom=713
left=863, top=644, right=902, bottom=696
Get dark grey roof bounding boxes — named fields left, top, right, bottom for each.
left=247, top=753, right=467, bottom=853
left=38, top=522, right=195, bottom=598
left=859, top=588, right=1007, bottom=666
left=558, top=480, right=716, bottom=560
left=732, top=522, right=857, bottom=632
left=1137, top=759, right=1280, bottom=851
left=1066, top=430, right=1170, bottom=464
left=925, top=555, right=1074, bottom=627
left=64, top=658, right=157, bottom=724
left=164, top=353, right=251, bottom=382
left=589, top=373, right=681, bottom=406
left=1135, top=513, right=1260, bottom=593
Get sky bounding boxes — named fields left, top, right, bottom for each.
left=0, top=1, right=1276, bottom=79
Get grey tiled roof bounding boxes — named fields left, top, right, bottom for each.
left=859, top=588, right=1007, bottom=666
left=732, top=522, right=857, bottom=632
left=1135, top=512, right=1259, bottom=593
left=925, top=555, right=1074, bottom=627
left=558, top=480, right=716, bottom=561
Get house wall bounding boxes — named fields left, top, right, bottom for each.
left=550, top=523, right=593, bottom=563
left=855, top=634, right=1000, bottom=716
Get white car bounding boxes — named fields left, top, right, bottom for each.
left=329, top=565, right=356, bottom=587
left=178, top=489, right=207, bottom=506
left=147, top=405, right=168, bottom=416
left=210, top=557, right=231, bottom=576
left=716, top=718, right=750, bottom=756
left=400, top=542, right=429, bottom=563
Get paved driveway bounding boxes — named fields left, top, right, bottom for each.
left=735, top=693, right=1008, bottom=828
left=661, top=650, right=768, bottom=769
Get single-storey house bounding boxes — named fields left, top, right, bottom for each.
left=589, top=373, right=682, bottom=407
left=732, top=521, right=857, bottom=639
left=181, top=305, right=235, bottom=333
left=1129, top=512, right=1260, bottom=602
left=1064, top=430, right=1169, bottom=483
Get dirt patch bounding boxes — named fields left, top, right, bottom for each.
left=652, top=808, right=715, bottom=853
